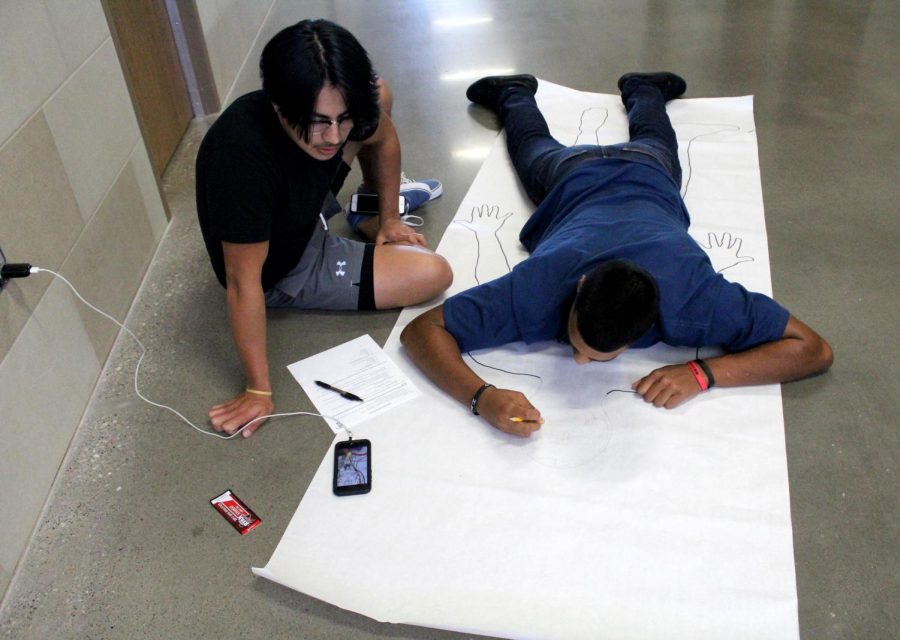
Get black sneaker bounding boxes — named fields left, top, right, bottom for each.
left=466, top=74, right=539, bottom=111
left=617, top=72, right=687, bottom=102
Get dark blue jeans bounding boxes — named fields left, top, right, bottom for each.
left=499, top=83, right=682, bottom=205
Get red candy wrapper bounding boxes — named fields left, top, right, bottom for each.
left=210, top=489, right=261, bottom=535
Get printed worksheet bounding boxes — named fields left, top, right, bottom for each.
left=287, top=334, right=421, bottom=433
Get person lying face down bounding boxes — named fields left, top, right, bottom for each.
left=400, top=72, right=832, bottom=437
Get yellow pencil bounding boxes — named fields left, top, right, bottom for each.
left=509, top=416, right=544, bottom=424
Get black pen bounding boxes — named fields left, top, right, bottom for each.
left=315, top=380, right=363, bottom=402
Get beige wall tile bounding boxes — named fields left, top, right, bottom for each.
left=130, top=144, right=170, bottom=241
left=44, top=0, right=110, bottom=72
left=43, top=40, right=140, bottom=222
left=197, top=0, right=274, bottom=106
left=61, top=155, right=158, bottom=362
left=201, top=2, right=247, bottom=106
left=235, top=0, right=274, bottom=43
left=195, top=0, right=220, bottom=35
left=0, top=112, right=84, bottom=360
left=0, top=2, right=68, bottom=144
left=0, top=279, right=101, bottom=575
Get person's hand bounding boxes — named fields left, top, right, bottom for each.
left=208, top=391, right=274, bottom=438
left=475, top=387, right=544, bottom=437
left=455, top=204, right=513, bottom=233
left=377, top=217, right=427, bottom=246
left=632, top=364, right=704, bottom=408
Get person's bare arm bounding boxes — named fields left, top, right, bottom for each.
left=400, top=305, right=542, bottom=436
left=208, top=241, right=274, bottom=437
left=633, top=314, right=833, bottom=408
left=356, top=111, right=426, bottom=246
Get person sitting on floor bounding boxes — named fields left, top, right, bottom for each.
left=196, top=19, right=452, bottom=437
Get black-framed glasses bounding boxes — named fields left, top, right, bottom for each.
left=308, top=115, right=354, bottom=137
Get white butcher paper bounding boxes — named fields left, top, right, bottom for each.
left=254, top=80, right=799, bottom=640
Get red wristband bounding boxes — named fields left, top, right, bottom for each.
left=686, top=360, right=709, bottom=391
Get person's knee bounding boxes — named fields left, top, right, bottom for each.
left=422, top=253, right=453, bottom=297
left=373, top=248, right=453, bottom=308
left=405, top=251, right=452, bottom=303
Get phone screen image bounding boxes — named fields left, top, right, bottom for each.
left=333, top=439, right=372, bottom=496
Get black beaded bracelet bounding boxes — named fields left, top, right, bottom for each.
left=694, top=358, right=715, bottom=388
left=470, top=383, right=495, bottom=415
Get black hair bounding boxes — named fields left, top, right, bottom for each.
left=260, top=19, right=381, bottom=142
left=573, top=260, right=659, bottom=352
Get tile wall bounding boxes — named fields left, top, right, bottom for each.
left=0, top=0, right=277, bottom=601
left=195, top=0, right=275, bottom=106
left=0, top=0, right=166, bottom=598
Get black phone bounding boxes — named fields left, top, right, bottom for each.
left=332, top=439, right=372, bottom=496
left=349, top=193, right=408, bottom=214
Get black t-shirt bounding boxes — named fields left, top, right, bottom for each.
left=195, top=91, right=344, bottom=290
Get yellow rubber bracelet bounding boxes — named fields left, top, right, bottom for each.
left=245, top=387, right=273, bottom=396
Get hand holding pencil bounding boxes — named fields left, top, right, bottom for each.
left=474, top=386, right=543, bottom=437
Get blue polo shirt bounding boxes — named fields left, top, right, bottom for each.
left=443, top=158, right=789, bottom=352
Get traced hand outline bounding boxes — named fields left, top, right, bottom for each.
left=699, top=231, right=755, bottom=274
left=455, top=204, right=514, bottom=233
left=454, top=204, right=514, bottom=282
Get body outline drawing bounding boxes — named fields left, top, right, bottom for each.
left=573, top=106, right=610, bottom=145
left=673, top=122, right=746, bottom=201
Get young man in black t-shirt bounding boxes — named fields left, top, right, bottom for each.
left=196, top=19, right=452, bottom=437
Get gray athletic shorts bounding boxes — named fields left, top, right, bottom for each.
left=264, top=194, right=376, bottom=311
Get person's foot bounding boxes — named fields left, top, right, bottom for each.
left=346, top=173, right=441, bottom=232
left=617, top=72, right=687, bottom=102
left=466, top=74, right=538, bottom=111
left=398, top=172, right=442, bottom=211
left=353, top=172, right=442, bottom=212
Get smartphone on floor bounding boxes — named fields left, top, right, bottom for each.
left=332, top=439, right=372, bottom=496
left=349, top=194, right=408, bottom=215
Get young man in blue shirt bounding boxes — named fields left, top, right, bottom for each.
left=401, top=73, right=832, bottom=436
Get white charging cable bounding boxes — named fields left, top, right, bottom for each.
left=29, top=266, right=350, bottom=440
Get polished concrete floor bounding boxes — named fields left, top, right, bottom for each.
left=1, top=1, right=898, bottom=639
